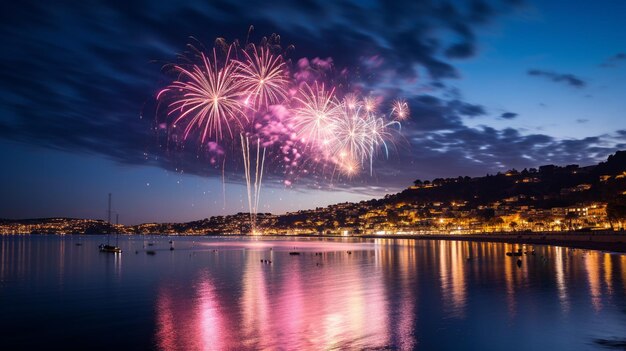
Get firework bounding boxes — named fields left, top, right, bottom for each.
left=369, top=115, right=399, bottom=159
left=343, top=93, right=359, bottom=110
left=391, top=99, right=409, bottom=121
left=363, top=96, right=378, bottom=113
left=241, top=134, right=266, bottom=233
left=338, top=153, right=360, bottom=178
left=291, top=82, right=342, bottom=148
left=158, top=46, right=246, bottom=143
left=236, top=44, right=289, bottom=109
left=330, top=103, right=373, bottom=165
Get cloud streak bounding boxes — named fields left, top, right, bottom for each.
left=527, top=69, right=586, bottom=88
left=600, top=53, right=626, bottom=67
left=499, top=112, right=518, bottom=119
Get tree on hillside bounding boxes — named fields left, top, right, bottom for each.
left=607, top=199, right=626, bottom=230
left=565, top=212, right=579, bottom=231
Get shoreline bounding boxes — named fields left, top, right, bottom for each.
left=310, top=232, right=626, bottom=253
left=6, top=231, right=626, bottom=254
left=360, top=233, right=626, bottom=253
left=260, top=231, right=626, bottom=253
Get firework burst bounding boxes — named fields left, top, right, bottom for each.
left=391, top=98, right=409, bottom=121
left=363, top=96, right=378, bottom=113
left=337, top=153, right=360, bottom=178
left=331, top=103, right=373, bottom=165
left=158, top=46, right=246, bottom=143
left=236, top=44, right=289, bottom=109
left=291, top=82, right=342, bottom=148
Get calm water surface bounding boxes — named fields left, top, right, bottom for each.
left=1, top=235, right=625, bottom=350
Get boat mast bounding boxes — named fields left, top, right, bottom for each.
left=107, top=193, right=111, bottom=245
left=115, top=213, right=119, bottom=246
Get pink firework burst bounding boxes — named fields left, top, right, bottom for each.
left=391, top=99, right=409, bottom=121
left=158, top=46, right=247, bottom=143
left=330, top=103, right=373, bottom=165
left=235, top=44, right=289, bottom=109
left=291, top=81, right=342, bottom=148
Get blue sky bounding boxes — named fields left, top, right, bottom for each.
left=0, top=0, right=624, bottom=224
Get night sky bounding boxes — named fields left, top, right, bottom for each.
left=1, top=0, right=625, bottom=224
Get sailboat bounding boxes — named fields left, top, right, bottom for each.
left=99, top=193, right=122, bottom=254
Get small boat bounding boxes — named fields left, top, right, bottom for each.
left=99, top=193, right=122, bottom=254
left=146, top=250, right=156, bottom=255
left=289, top=252, right=301, bottom=255
left=99, top=244, right=122, bottom=254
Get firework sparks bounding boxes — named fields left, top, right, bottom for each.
left=338, top=154, right=360, bottom=178
left=291, top=82, right=342, bottom=148
left=236, top=44, right=289, bottom=109
left=158, top=46, right=247, bottom=143
left=343, top=93, right=359, bottom=110
left=391, top=99, right=409, bottom=121
left=331, top=103, right=373, bottom=165
left=363, top=96, right=378, bottom=113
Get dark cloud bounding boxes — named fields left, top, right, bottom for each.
left=527, top=69, right=586, bottom=88
left=600, top=52, right=626, bottom=67
left=450, top=100, right=486, bottom=117
left=368, top=127, right=622, bottom=188
left=400, top=95, right=489, bottom=132
left=445, top=42, right=475, bottom=59
left=499, top=112, right=518, bottom=119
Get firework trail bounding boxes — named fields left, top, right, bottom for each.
left=241, top=134, right=266, bottom=233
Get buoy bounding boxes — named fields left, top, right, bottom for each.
left=516, top=259, right=522, bottom=268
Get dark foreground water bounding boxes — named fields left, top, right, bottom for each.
left=1, top=235, right=626, bottom=350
